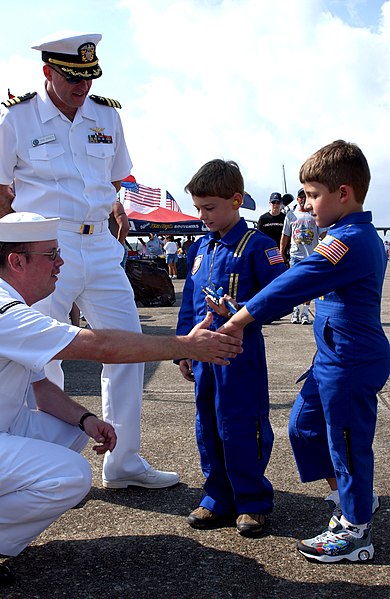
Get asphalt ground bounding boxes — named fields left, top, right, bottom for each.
left=1, top=270, right=389, bottom=599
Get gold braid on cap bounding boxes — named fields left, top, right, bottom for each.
left=48, top=57, right=99, bottom=68
left=60, top=66, right=101, bottom=78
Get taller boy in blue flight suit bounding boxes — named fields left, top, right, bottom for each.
left=219, top=140, right=389, bottom=562
left=176, top=159, right=285, bottom=537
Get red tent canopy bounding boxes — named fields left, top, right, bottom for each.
left=125, top=206, right=199, bottom=222
left=125, top=206, right=206, bottom=235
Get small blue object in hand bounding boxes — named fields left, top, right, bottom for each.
left=202, top=285, right=238, bottom=314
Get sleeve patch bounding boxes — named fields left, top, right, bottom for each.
left=265, top=247, right=284, bottom=265
left=314, top=235, right=349, bottom=264
left=191, top=254, right=203, bottom=275
left=0, top=300, right=23, bottom=314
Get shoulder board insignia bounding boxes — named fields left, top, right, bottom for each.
left=1, top=92, right=37, bottom=108
left=0, top=300, right=24, bottom=314
left=89, top=95, right=122, bottom=109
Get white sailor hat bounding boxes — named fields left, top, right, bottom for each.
left=0, top=212, right=59, bottom=242
left=31, top=31, right=102, bottom=81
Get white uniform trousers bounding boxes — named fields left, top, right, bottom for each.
left=0, top=408, right=91, bottom=556
left=33, top=228, right=149, bottom=482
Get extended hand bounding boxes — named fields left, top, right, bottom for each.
left=217, top=319, right=245, bottom=341
left=186, top=312, right=243, bottom=365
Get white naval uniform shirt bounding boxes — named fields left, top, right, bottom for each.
left=0, top=279, right=79, bottom=432
left=0, top=85, right=132, bottom=222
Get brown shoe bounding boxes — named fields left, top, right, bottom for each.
left=188, top=507, right=225, bottom=529
left=236, top=513, right=266, bottom=537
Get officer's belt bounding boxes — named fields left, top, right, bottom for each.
left=58, top=220, right=108, bottom=235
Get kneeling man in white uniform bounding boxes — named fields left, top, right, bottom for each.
left=0, top=212, right=242, bottom=584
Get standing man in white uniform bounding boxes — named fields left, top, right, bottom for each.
left=0, top=32, right=179, bottom=489
left=0, top=211, right=243, bottom=584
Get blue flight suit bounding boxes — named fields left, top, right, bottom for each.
left=177, top=218, right=285, bottom=516
left=245, top=211, right=390, bottom=525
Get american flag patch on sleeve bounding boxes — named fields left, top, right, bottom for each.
left=314, top=235, right=349, bottom=264
left=265, top=247, right=284, bottom=265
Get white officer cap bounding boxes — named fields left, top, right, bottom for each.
left=0, top=212, right=60, bottom=242
left=31, top=31, right=102, bottom=81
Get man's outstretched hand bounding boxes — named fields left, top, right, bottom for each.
left=185, top=311, right=243, bottom=365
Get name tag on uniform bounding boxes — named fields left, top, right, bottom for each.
left=31, top=134, right=56, bottom=147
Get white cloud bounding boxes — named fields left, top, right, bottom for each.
left=1, top=0, right=390, bottom=227
left=114, top=0, right=390, bottom=225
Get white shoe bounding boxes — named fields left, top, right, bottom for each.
left=103, top=466, right=180, bottom=489
left=291, top=309, right=300, bottom=324
left=301, top=313, right=310, bottom=325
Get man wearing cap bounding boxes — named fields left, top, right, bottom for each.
left=257, top=192, right=286, bottom=247
left=0, top=32, right=180, bottom=490
left=280, top=189, right=327, bottom=324
left=0, top=211, right=242, bottom=583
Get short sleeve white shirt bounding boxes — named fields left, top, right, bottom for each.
left=0, top=279, right=79, bottom=432
left=0, top=85, right=132, bottom=222
left=164, top=241, right=178, bottom=255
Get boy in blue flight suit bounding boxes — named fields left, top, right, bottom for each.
left=176, top=159, right=285, bottom=537
left=220, top=140, right=389, bottom=561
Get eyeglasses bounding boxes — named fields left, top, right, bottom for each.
left=270, top=201, right=282, bottom=204
left=298, top=195, right=306, bottom=200
left=49, top=65, right=86, bottom=85
left=17, top=248, right=61, bottom=261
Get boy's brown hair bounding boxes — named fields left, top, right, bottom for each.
left=299, top=140, right=370, bottom=204
left=185, top=159, right=244, bottom=198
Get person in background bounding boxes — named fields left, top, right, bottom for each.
left=182, top=235, right=195, bottom=254
left=257, top=192, right=286, bottom=247
left=164, top=235, right=178, bottom=279
left=146, top=233, right=163, bottom=257
left=0, top=32, right=179, bottom=491
left=280, top=188, right=326, bottom=324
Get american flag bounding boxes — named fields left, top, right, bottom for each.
left=314, top=235, right=349, bottom=265
left=265, top=247, right=284, bottom=265
left=166, top=190, right=182, bottom=213
left=123, top=182, right=161, bottom=214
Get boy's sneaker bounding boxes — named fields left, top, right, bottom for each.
left=301, top=313, right=310, bottom=325
left=297, top=515, right=374, bottom=563
left=291, top=309, right=300, bottom=324
left=325, top=491, right=380, bottom=518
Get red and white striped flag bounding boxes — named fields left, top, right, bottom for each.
left=123, top=183, right=161, bottom=214
left=166, top=190, right=182, bottom=212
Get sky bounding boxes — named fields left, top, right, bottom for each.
left=1, top=0, right=390, bottom=231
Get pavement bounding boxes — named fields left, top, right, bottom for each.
left=2, top=271, right=390, bottom=599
